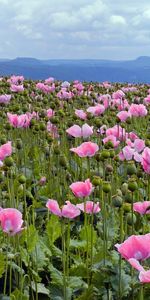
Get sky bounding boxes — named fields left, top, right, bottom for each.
left=0, top=0, right=150, bottom=60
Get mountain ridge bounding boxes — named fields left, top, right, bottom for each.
left=0, top=56, right=150, bottom=82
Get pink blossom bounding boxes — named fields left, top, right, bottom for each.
left=117, top=111, right=131, bottom=122
left=134, top=152, right=142, bottom=163
left=87, top=104, right=105, bottom=116
left=112, top=90, right=125, bottom=99
left=119, top=146, right=135, bottom=161
left=134, top=139, right=145, bottom=153
left=10, top=84, right=24, bottom=92
left=61, top=81, right=70, bottom=88
left=129, top=104, right=147, bottom=117
left=144, top=95, right=150, bottom=105
left=57, top=88, right=73, bottom=99
left=129, top=132, right=139, bottom=141
left=70, top=141, right=99, bottom=157
left=0, top=94, right=11, bottom=104
left=70, top=179, right=93, bottom=198
left=46, top=199, right=62, bottom=217
left=75, top=109, right=87, bottom=120
left=0, top=208, right=24, bottom=235
left=103, top=135, right=120, bottom=148
left=98, top=125, right=107, bottom=135
left=7, top=75, right=24, bottom=84
left=139, top=270, right=150, bottom=283
left=7, top=113, right=31, bottom=128
left=61, top=201, right=80, bottom=219
left=47, top=108, right=55, bottom=118
left=133, top=201, right=150, bottom=215
left=115, top=234, right=150, bottom=261
left=106, top=125, right=126, bottom=141
left=141, top=147, right=150, bottom=174
left=45, top=77, right=55, bottom=84
left=77, top=201, right=100, bottom=214
left=46, top=200, right=80, bottom=219
left=47, top=121, right=59, bottom=138
left=66, top=124, right=93, bottom=138
left=0, top=142, right=12, bottom=161
left=36, top=82, right=55, bottom=93
left=128, top=258, right=144, bottom=272
left=39, top=176, right=47, bottom=186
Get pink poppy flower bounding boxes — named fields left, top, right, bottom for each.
left=46, top=200, right=80, bottom=219
left=87, top=104, right=105, bottom=116
left=115, top=234, right=150, bottom=261
left=129, top=104, right=147, bottom=117
left=103, top=135, right=120, bottom=148
left=75, top=109, right=87, bottom=120
left=46, top=199, right=62, bottom=217
left=128, top=258, right=144, bottom=272
left=70, top=179, right=93, bottom=198
left=77, top=201, right=100, bottom=214
left=39, top=176, right=47, bottom=186
left=133, top=201, right=150, bottom=215
left=134, top=152, right=142, bottom=163
left=129, top=132, right=139, bottom=141
left=141, top=147, right=150, bottom=174
left=7, top=113, right=31, bottom=128
left=0, top=208, right=24, bottom=235
left=119, top=146, right=135, bottom=161
left=139, top=270, right=150, bottom=283
left=98, top=125, right=107, bottom=135
left=47, top=121, right=59, bottom=138
left=70, top=142, right=99, bottom=157
left=47, top=108, right=55, bottom=118
left=117, top=111, right=131, bottom=122
left=8, top=75, right=24, bottom=84
left=57, top=88, right=73, bottom=99
left=112, top=90, right=125, bottom=99
left=61, top=201, right=80, bottom=219
left=10, top=84, right=24, bottom=92
left=0, top=94, right=11, bottom=104
left=45, top=77, right=55, bottom=84
left=66, top=124, right=93, bottom=138
left=61, top=81, right=70, bottom=88
left=134, top=139, right=145, bottom=153
left=106, top=125, right=126, bottom=141
left=0, top=141, right=12, bottom=161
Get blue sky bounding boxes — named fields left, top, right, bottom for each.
left=0, top=0, right=150, bottom=60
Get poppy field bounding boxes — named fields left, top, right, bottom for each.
left=0, top=75, right=150, bottom=299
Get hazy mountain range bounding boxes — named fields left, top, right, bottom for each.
left=0, top=56, right=150, bottom=83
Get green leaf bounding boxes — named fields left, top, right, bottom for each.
left=110, top=270, right=131, bottom=297
left=49, top=265, right=63, bottom=286
left=26, top=225, right=39, bottom=253
left=70, top=264, right=87, bottom=278
left=10, top=289, right=29, bottom=300
left=46, top=215, right=61, bottom=243
left=70, top=239, right=86, bottom=249
left=80, top=225, right=97, bottom=248
left=31, top=282, right=50, bottom=296
left=0, top=252, right=5, bottom=278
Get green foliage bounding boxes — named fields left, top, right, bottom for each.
left=46, top=215, right=61, bottom=244
left=0, top=252, right=5, bottom=278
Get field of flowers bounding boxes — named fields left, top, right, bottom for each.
left=0, top=75, right=150, bottom=299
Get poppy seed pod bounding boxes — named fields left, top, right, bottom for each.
left=102, top=181, right=111, bottom=193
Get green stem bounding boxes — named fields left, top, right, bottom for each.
left=62, top=220, right=67, bottom=300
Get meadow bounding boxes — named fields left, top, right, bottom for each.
left=0, top=75, right=150, bottom=299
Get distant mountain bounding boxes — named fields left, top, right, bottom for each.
left=0, top=56, right=150, bottom=82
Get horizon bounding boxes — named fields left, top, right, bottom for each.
left=1, top=55, right=150, bottom=62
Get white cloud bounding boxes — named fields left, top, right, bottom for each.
left=110, top=15, right=126, bottom=26
left=0, top=0, right=150, bottom=59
